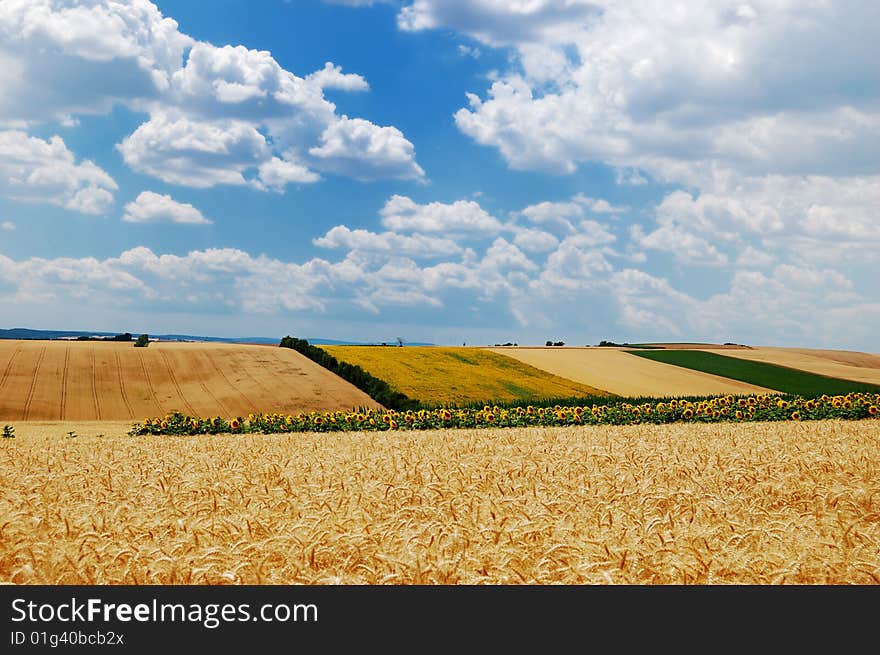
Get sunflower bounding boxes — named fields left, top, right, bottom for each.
left=682, top=408, right=694, bottom=420
left=230, top=418, right=240, bottom=430
left=791, top=411, right=801, bottom=421
left=869, top=405, right=878, bottom=416
left=389, top=419, right=398, bottom=429
left=735, top=410, right=744, bottom=420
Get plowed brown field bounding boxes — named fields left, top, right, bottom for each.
left=486, top=347, right=775, bottom=397
left=0, top=340, right=380, bottom=420
left=699, top=347, right=880, bottom=386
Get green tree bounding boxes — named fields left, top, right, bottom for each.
left=134, top=334, right=150, bottom=348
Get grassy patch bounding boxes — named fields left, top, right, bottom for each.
left=323, top=346, right=610, bottom=406
left=629, top=349, right=880, bottom=396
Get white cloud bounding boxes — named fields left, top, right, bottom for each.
left=257, top=156, right=321, bottom=189
left=380, top=194, right=502, bottom=233
left=308, top=117, right=425, bottom=181
left=0, top=0, right=192, bottom=126
left=398, top=0, right=601, bottom=46
left=306, top=62, right=369, bottom=92
left=631, top=224, right=729, bottom=267
left=313, top=225, right=462, bottom=258
left=636, top=172, right=880, bottom=268
left=0, top=1, right=422, bottom=191
left=0, top=130, right=117, bottom=214
left=117, top=113, right=271, bottom=188
left=1, top=221, right=14, bottom=231
left=122, top=191, right=212, bottom=225
left=442, top=1, right=880, bottom=182
left=511, top=227, right=558, bottom=253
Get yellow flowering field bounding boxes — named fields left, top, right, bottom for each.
left=321, top=345, right=608, bottom=405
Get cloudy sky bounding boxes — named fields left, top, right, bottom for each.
left=1, top=0, right=878, bottom=349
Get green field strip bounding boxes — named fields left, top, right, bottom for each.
left=627, top=349, right=880, bottom=396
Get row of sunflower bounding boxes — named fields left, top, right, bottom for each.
left=128, top=393, right=880, bottom=436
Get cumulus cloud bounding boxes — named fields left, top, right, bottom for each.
left=398, top=0, right=601, bottom=46
left=438, top=1, right=880, bottom=183
left=117, top=113, right=270, bottom=188
left=313, top=225, right=462, bottom=258
left=306, top=62, right=370, bottom=92
left=308, top=118, right=426, bottom=181
left=0, top=0, right=192, bottom=127
left=380, top=194, right=503, bottom=233
left=0, top=0, right=422, bottom=195
left=1, top=221, right=14, bottom=231
left=0, top=130, right=117, bottom=214
left=122, top=191, right=211, bottom=224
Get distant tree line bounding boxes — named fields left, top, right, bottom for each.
left=76, top=332, right=133, bottom=342
left=545, top=340, right=565, bottom=346
left=279, top=336, right=419, bottom=411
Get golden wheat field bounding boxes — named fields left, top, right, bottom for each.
left=0, top=340, right=380, bottom=421
left=2, top=420, right=878, bottom=584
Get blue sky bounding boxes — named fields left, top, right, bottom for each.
left=1, top=1, right=878, bottom=349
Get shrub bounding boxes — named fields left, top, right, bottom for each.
left=280, top=336, right=419, bottom=411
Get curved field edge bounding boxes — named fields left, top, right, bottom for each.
left=320, top=345, right=611, bottom=406
left=698, top=347, right=880, bottom=386
left=0, top=340, right=380, bottom=421
left=484, top=347, right=775, bottom=398
left=630, top=349, right=880, bottom=396
left=2, top=420, right=877, bottom=584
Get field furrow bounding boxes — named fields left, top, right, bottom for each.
left=0, top=340, right=380, bottom=421
left=21, top=345, right=46, bottom=421
left=25, top=345, right=63, bottom=421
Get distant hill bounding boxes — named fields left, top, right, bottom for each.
left=0, top=328, right=433, bottom=346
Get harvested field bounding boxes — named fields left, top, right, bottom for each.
left=322, top=345, right=608, bottom=405
left=486, top=347, right=775, bottom=397
left=1, top=420, right=877, bottom=584
left=700, top=347, right=880, bottom=386
left=0, top=340, right=380, bottom=421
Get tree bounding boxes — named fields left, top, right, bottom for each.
left=546, top=340, right=553, bottom=346
left=134, top=334, right=150, bottom=348
left=396, top=336, right=404, bottom=347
